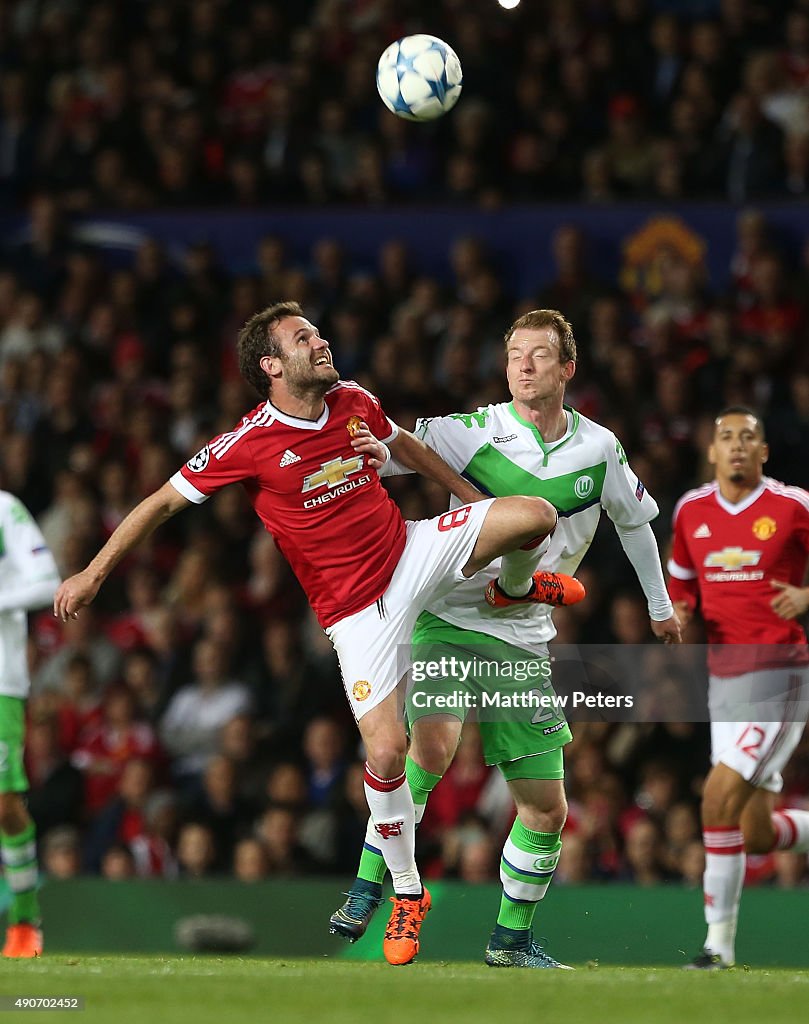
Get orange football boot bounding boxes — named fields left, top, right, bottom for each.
left=485, top=571, right=586, bottom=609
left=383, top=888, right=431, bottom=966
left=2, top=923, right=43, bottom=958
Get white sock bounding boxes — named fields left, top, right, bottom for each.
left=702, top=827, right=744, bottom=965
left=363, top=793, right=429, bottom=860
left=771, top=809, right=809, bottom=852
left=499, top=535, right=551, bottom=597
left=705, top=920, right=738, bottom=965
left=363, top=764, right=421, bottom=895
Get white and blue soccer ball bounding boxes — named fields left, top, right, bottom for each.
left=376, top=35, right=463, bottom=122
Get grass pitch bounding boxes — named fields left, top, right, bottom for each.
left=0, top=956, right=807, bottom=1024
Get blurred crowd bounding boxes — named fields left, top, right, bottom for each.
left=0, top=0, right=809, bottom=891
left=2, top=0, right=809, bottom=207
left=1, top=190, right=808, bottom=890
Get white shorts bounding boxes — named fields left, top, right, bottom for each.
left=709, top=667, right=809, bottom=793
left=327, top=499, right=495, bottom=721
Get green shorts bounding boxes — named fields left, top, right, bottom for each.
left=0, top=695, right=28, bottom=794
left=408, top=611, right=571, bottom=780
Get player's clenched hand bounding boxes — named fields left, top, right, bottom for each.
left=651, top=613, right=683, bottom=644
left=54, top=570, right=101, bottom=621
left=770, top=579, right=809, bottom=620
left=350, top=421, right=391, bottom=470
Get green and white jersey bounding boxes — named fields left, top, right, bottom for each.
left=410, top=403, right=659, bottom=652
left=0, top=491, right=60, bottom=698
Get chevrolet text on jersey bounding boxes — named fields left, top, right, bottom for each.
left=170, top=381, right=404, bottom=628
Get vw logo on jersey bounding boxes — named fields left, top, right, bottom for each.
left=186, top=445, right=210, bottom=473
left=574, top=475, right=594, bottom=499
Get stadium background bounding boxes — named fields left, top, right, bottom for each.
left=1, top=0, right=809, bottom=957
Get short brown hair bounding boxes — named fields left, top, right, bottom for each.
left=237, top=300, right=304, bottom=397
left=504, top=309, right=577, bottom=364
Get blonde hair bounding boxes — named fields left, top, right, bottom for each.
left=504, top=309, right=577, bottom=364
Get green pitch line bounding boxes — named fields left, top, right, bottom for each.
left=1, top=957, right=808, bottom=1024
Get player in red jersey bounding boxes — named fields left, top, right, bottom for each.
left=668, top=407, right=809, bottom=969
left=53, top=301, right=583, bottom=966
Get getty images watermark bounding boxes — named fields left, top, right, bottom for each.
left=395, top=644, right=809, bottom=724
left=409, top=654, right=632, bottom=712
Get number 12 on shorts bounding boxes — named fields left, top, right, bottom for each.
left=736, top=724, right=765, bottom=760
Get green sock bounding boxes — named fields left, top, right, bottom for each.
left=355, top=757, right=443, bottom=887
left=356, top=843, right=387, bottom=887
left=405, top=756, right=442, bottom=812
left=496, top=819, right=562, bottom=933
left=1, top=823, right=40, bottom=925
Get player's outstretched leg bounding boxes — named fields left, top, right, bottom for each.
left=463, top=496, right=557, bottom=577
left=485, top=774, right=571, bottom=969
left=330, top=757, right=443, bottom=942
left=461, top=495, right=584, bottom=608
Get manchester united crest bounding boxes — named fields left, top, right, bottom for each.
left=352, top=680, right=371, bottom=701
left=346, top=416, right=363, bottom=437
left=752, top=516, right=777, bottom=540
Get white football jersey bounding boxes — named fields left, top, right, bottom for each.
left=396, top=403, right=659, bottom=652
left=0, top=491, right=60, bottom=698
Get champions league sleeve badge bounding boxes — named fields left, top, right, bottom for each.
left=187, top=446, right=210, bottom=473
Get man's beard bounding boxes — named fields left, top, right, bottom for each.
left=284, top=359, right=339, bottom=397
left=729, top=470, right=746, bottom=484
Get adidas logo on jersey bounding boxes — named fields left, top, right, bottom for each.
left=693, top=523, right=712, bottom=538
left=279, top=449, right=301, bottom=467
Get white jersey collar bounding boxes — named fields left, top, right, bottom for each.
left=265, top=399, right=330, bottom=431
left=714, top=479, right=766, bottom=515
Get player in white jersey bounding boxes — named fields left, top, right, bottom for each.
left=330, top=309, right=681, bottom=967
left=0, top=491, right=60, bottom=958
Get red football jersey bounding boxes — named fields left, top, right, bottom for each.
left=668, top=478, right=809, bottom=676
left=170, top=381, right=406, bottom=628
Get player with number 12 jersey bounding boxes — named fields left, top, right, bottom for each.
left=668, top=407, right=809, bottom=970
left=669, top=472, right=809, bottom=676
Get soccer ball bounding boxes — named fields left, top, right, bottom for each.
left=376, top=35, right=463, bottom=122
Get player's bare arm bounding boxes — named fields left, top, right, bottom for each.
left=54, top=481, right=192, bottom=621
left=385, top=426, right=483, bottom=505
left=770, top=579, right=809, bottom=620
